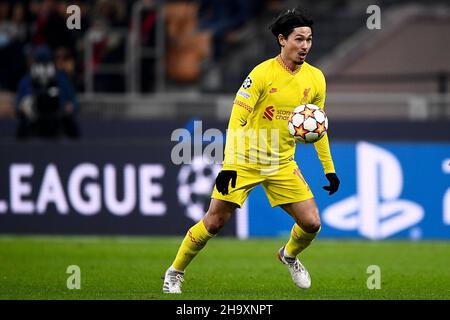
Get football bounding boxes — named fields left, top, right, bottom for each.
left=288, top=104, right=328, bottom=143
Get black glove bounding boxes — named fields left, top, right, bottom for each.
left=215, top=170, right=237, bottom=195
left=323, top=173, right=340, bottom=195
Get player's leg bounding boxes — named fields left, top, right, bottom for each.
left=274, top=199, right=320, bottom=289
left=263, top=161, right=318, bottom=289
left=163, top=199, right=238, bottom=294
left=280, top=198, right=321, bottom=257
left=163, top=165, right=261, bottom=293
left=171, top=198, right=238, bottom=271
left=264, top=162, right=320, bottom=255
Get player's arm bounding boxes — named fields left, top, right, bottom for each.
left=223, top=70, right=264, bottom=169
left=312, top=71, right=340, bottom=195
left=221, top=99, right=253, bottom=170
left=216, top=69, right=264, bottom=195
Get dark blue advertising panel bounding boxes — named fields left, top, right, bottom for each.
left=0, top=141, right=237, bottom=236
left=249, top=141, right=450, bottom=239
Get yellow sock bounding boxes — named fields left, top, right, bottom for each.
left=285, top=224, right=320, bottom=257
left=172, top=220, right=214, bottom=271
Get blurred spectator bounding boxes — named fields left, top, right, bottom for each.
left=55, top=46, right=76, bottom=82
left=31, top=0, right=75, bottom=53
left=15, top=45, right=80, bottom=139
left=164, top=0, right=211, bottom=83
left=138, top=0, right=158, bottom=92
left=0, top=2, right=26, bottom=43
left=89, top=0, right=128, bottom=92
left=0, top=1, right=27, bottom=91
left=95, top=0, right=128, bottom=28
left=197, top=0, right=261, bottom=91
left=197, top=0, right=254, bottom=60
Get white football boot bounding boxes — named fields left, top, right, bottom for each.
left=162, top=267, right=184, bottom=294
left=277, top=246, right=311, bottom=289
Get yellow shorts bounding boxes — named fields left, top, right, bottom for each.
left=211, top=161, right=314, bottom=208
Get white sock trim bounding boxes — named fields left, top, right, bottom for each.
left=283, top=247, right=295, bottom=259
left=169, top=265, right=184, bottom=274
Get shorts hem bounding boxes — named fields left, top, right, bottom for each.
left=269, top=194, right=314, bottom=208
left=210, top=195, right=243, bottom=208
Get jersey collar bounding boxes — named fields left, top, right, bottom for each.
left=276, top=55, right=302, bottom=76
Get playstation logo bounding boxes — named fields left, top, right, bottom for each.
left=323, top=142, right=424, bottom=240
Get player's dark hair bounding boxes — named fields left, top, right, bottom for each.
left=269, top=8, right=313, bottom=47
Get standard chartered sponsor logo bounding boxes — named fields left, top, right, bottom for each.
left=262, top=107, right=293, bottom=121
left=323, top=142, right=424, bottom=239
left=274, top=109, right=291, bottom=120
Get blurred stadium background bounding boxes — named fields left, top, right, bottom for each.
left=0, top=0, right=449, bottom=299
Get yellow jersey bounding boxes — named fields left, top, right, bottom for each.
left=223, top=55, right=335, bottom=174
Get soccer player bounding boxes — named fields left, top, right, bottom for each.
left=163, top=8, right=340, bottom=294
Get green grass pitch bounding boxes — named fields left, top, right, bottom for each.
left=0, top=236, right=449, bottom=300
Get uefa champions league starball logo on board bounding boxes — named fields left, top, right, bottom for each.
left=177, top=156, right=221, bottom=221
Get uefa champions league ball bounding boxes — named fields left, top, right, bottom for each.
left=288, top=104, right=328, bottom=143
